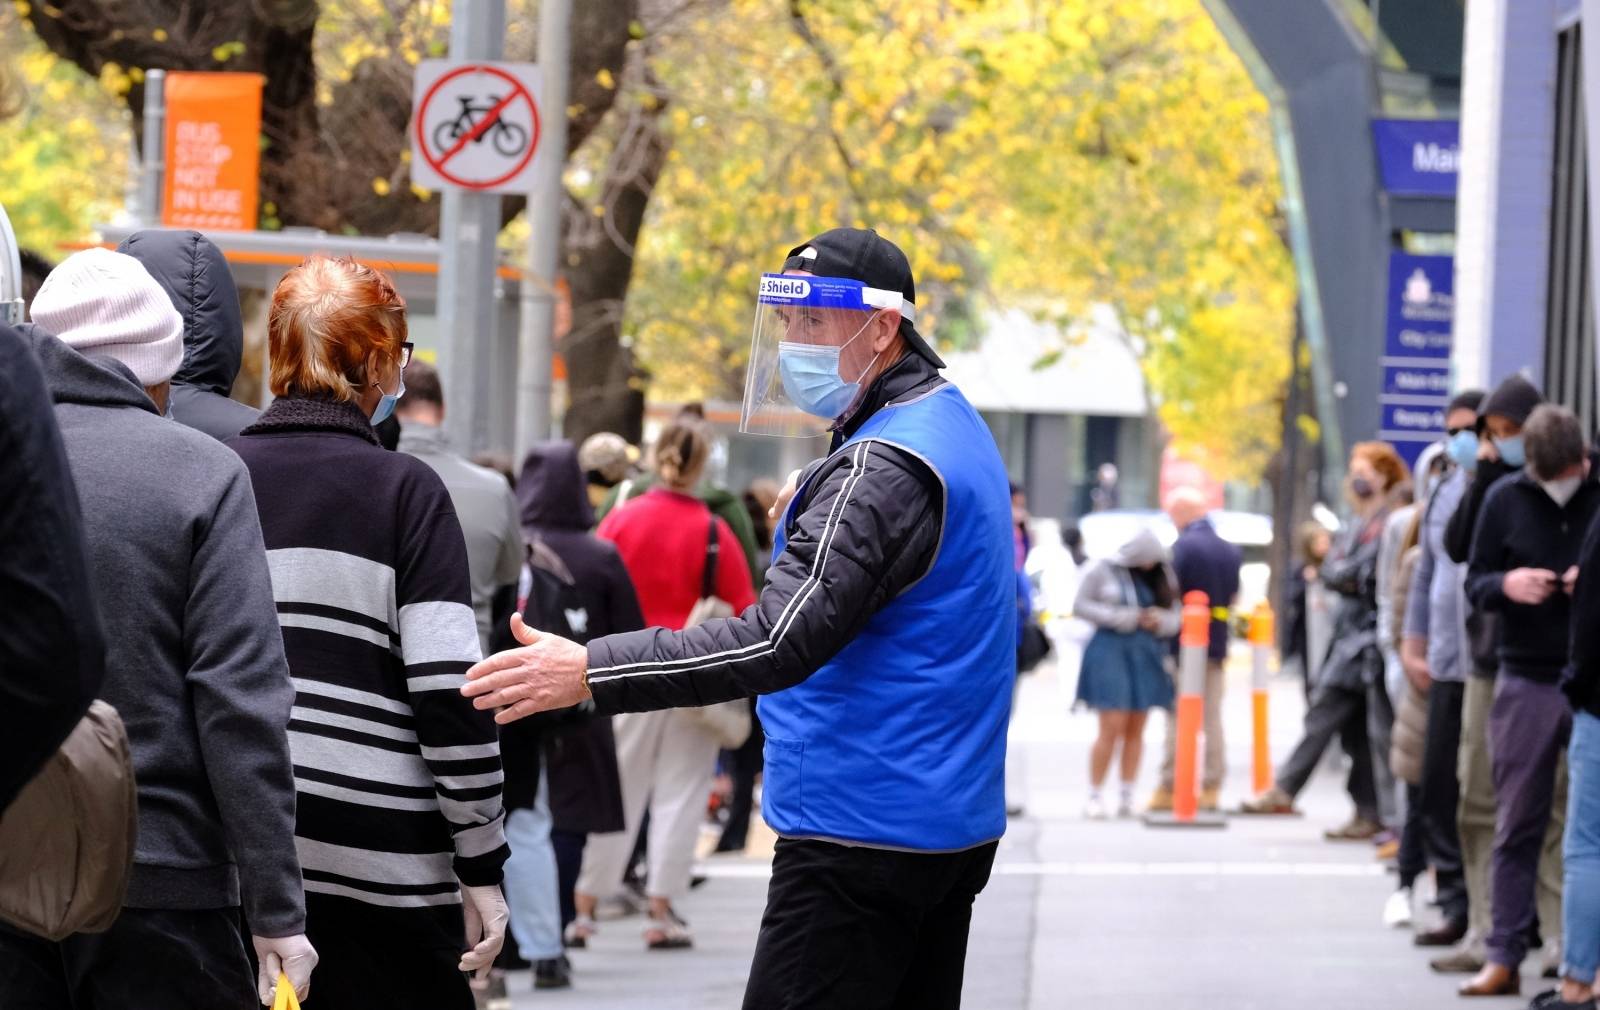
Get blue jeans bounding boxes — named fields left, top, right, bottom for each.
left=1565, top=712, right=1600, bottom=985
left=504, top=773, right=563, bottom=962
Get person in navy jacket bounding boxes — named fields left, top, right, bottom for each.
left=464, top=229, right=1014, bottom=1010
left=1149, top=488, right=1240, bottom=813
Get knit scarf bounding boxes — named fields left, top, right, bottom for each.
left=239, top=395, right=381, bottom=446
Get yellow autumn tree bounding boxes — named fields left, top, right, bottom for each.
left=0, top=12, right=128, bottom=256
left=4, top=0, right=1293, bottom=477
left=627, top=0, right=1295, bottom=480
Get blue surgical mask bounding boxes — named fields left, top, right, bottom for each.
left=777, top=343, right=858, bottom=419
left=1447, top=430, right=1479, bottom=473
left=776, top=314, right=880, bottom=420
left=369, top=373, right=405, bottom=426
left=1493, top=434, right=1525, bottom=468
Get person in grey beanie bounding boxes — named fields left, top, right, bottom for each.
left=0, top=249, right=316, bottom=1009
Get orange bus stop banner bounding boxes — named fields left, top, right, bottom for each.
left=161, top=72, right=265, bottom=232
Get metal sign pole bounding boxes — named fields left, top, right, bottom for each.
left=515, top=0, right=571, bottom=459
left=138, top=69, right=165, bottom=227
left=436, top=0, right=506, bottom=457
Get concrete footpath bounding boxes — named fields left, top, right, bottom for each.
left=512, top=658, right=1504, bottom=1009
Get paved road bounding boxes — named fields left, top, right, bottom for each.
left=511, top=657, right=1513, bottom=1009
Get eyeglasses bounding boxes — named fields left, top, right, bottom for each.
left=1446, top=426, right=1473, bottom=437
left=399, top=342, right=414, bottom=370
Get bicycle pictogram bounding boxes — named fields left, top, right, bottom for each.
left=432, top=94, right=529, bottom=159
left=411, top=61, right=541, bottom=193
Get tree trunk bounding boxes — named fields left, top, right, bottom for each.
left=1267, top=302, right=1321, bottom=628
left=559, top=100, right=670, bottom=446
left=23, top=0, right=650, bottom=441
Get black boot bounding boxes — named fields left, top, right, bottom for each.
left=534, top=955, right=573, bottom=990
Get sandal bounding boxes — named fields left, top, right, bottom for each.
left=645, top=910, right=693, bottom=950
left=564, top=915, right=596, bottom=949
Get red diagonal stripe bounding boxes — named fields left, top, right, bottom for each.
left=438, top=90, right=522, bottom=166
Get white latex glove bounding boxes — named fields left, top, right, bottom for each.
left=459, top=883, right=509, bottom=979
left=252, top=933, right=318, bottom=1006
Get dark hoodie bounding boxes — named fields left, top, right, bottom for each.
left=1466, top=467, right=1600, bottom=681
left=507, top=442, right=642, bottom=831
left=0, top=323, right=104, bottom=813
left=516, top=444, right=646, bottom=640
left=17, top=324, right=304, bottom=936
left=1446, top=375, right=1544, bottom=564
left=117, top=229, right=260, bottom=440
left=1445, top=375, right=1544, bottom=678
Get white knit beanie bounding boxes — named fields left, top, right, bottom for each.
left=32, top=248, right=184, bottom=387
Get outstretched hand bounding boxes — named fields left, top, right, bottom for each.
left=461, top=613, right=591, bottom=724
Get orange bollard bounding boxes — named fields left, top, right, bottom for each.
left=1171, top=591, right=1210, bottom=823
left=1146, top=590, right=1226, bottom=829
left=1249, top=601, right=1276, bottom=795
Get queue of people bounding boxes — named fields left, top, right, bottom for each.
left=19, top=221, right=1600, bottom=1010
left=0, top=232, right=793, bottom=1009
left=1238, top=378, right=1600, bottom=1009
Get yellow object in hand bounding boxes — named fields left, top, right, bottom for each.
left=272, top=972, right=300, bottom=1010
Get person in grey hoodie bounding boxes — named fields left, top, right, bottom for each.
left=117, top=228, right=260, bottom=440
left=395, top=359, right=523, bottom=652
left=1072, top=527, right=1181, bottom=818
left=0, top=249, right=314, bottom=1009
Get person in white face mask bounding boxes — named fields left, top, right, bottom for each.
left=1458, top=404, right=1598, bottom=997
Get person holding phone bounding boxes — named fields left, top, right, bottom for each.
left=1459, top=404, right=1600, bottom=997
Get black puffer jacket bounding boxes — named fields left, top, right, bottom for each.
left=505, top=442, right=643, bottom=832
left=584, top=352, right=946, bottom=713
left=1316, top=508, right=1390, bottom=692
left=117, top=229, right=259, bottom=440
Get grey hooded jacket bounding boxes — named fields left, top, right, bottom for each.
left=1073, top=528, right=1182, bottom=637
left=118, top=229, right=260, bottom=440
left=19, top=324, right=304, bottom=936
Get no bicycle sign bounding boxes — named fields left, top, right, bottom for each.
left=410, top=60, right=541, bottom=193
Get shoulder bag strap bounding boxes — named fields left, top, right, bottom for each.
left=702, top=515, right=720, bottom=600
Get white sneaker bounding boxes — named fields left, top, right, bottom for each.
left=1382, top=887, right=1413, bottom=928
left=1084, top=796, right=1109, bottom=820
left=1116, top=796, right=1135, bottom=819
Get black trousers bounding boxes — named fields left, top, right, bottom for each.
left=742, top=838, right=998, bottom=1010
left=1399, top=782, right=1428, bottom=888
left=1420, top=679, right=1469, bottom=925
left=551, top=827, right=587, bottom=930
left=300, top=893, right=472, bottom=1010
left=0, top=907, right=255, bottom=1010
left=1276, top=683, right=1379, bottom=820
left=718, top=705, right=765, bottom=853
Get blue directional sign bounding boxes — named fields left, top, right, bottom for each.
left=1372, top=119, right=1460, bottom=196
left=1382, top=364, right=1452, bottom=397
left=1379, top=252, right=1454, bottom=469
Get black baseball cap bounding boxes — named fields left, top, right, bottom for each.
left=782, top=228, right=945, bottom=369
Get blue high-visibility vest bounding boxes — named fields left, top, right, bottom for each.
left=758, top=382, right=1015, bottom=851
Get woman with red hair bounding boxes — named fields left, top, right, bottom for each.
left=1243, top=442, right=1411, bottom=840
left=230, top=256, right=511, bottom=1009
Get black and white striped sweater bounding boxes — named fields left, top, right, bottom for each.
left=231, top=397, right=509, bottom=910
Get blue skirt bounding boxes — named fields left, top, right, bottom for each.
left=1074, top=628, right=1175, bottom=712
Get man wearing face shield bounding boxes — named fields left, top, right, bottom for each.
left=463, top=228, right=1015, bottom=1008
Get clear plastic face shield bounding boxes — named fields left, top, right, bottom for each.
left=740, top=273, right=909, bottom=437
